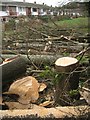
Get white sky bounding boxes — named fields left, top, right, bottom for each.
left=12, top=0, right=86, bottom=7
left=12, top=0, right=70, bottom=7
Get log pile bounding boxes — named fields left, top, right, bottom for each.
left=2, top=18, right=89, bottom=55
left=2, top=35, right=89, bottom=55
left=1, top=17, right=90, bottom=119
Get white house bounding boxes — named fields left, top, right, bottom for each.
left=0, top=11, right=8, bottom=17
left=0, top=0, right=55, bottom=18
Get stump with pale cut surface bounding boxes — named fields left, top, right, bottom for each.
left=55, top=57, right=80, bottom=105
left=55, top=57, right=78, bottom=73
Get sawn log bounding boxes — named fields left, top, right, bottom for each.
left=1, top=55, right=27, bottom=88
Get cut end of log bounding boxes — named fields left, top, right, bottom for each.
left=5, top=76, right=40, bottom=104
left=55, top=57, right=78, bottom=72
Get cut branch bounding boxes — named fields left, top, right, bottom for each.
left=29, top=27, right=50, bottom=38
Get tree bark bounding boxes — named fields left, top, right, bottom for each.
left=55, top=57, right=80, bottom=105
left=2, top=54, right=62, bottom=66
left=1, top=55, right=27, bottom=91
left=0, top=105, right=89, bottom=119
left=2, top=49, right=56, bottom=55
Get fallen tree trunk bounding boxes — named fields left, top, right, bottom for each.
left=2, top=49, right=56, bottom=55
left=0, top=105, right=89, bottom=119
left=1, top=55, right=27, bottom=90
left=12, top=42, right=87, bottom=47
left=3, top=45, right=85, bottom=53
left=1, top=54, right=62, bottom=66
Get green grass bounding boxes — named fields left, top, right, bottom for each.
left=57, top=17, right=88, bottom=27
left=4, top=17, right=89, bottom=36
left=48, top=17, right=89, bottom=34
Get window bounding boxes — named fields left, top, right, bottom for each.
left=2, top=6, right=6, bottom=11
left=22, top=7, right=26, bottom=12
left=32, top=8, right=37, bottom=12
left=18, top=7, right=22, bottom=12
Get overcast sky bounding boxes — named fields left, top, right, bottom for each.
left=12, top=0, right=87, bottom=7
left=12, top=0, right=70, bottom=7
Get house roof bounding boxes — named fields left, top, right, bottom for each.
left=0, top=0, right=55, bottom=10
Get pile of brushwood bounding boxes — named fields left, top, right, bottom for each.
left=1, top=16, right=90, bottom=119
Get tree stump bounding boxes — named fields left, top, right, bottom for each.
left=55, top=57, right=80, bottom=105
left=55, top=57, right=78, bottom=72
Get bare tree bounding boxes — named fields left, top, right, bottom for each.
left=58, top=0, right=89, bottom=6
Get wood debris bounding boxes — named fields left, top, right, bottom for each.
left=79, top=79, right=90, bottom=105
left=38, top=83, right=47, bottom=92
left=1, top=17, right=90, bottom=119
left=0, top=105, right=89, bottom=119
left=4, top=76, right=40, bottom=104
left=39, top=100, right=53, bottom=107
left=3, top=76, right=47, bottom=106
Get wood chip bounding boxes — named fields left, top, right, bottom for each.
left=39, top=101, right=53, bottom=107
left=38, top=83, right=47, bottom=92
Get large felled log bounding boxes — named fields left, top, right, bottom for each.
left=12, top=41, right=88, bottom=48
left=1, top=55, right=27, bottom=88
left=2, top=49, right=56, bottom=55
left=3, top=45, right=84, bottom=53
left=2, top=54, right=62, bottom=66
left=4, top=45, right=86, bottom=54
left=2, top=50, right=28, bottom=55
left=0, top=105, right=89, bottom=119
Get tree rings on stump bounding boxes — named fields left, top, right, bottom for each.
left=55, top=57, right=78, bottom=73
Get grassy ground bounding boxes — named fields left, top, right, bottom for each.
left=48, top=17, right=89, bottom=35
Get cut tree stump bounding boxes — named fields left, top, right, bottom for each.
left=55, top=57, right=79, bottom=105
left=55, top=57, right=78, bottom=72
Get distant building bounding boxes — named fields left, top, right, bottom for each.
left=0, top=0, right=55, bottom=18
left=60, top=2, right=88, bottom=17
